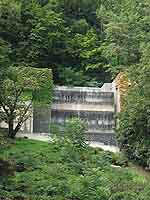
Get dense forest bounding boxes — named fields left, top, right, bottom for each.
left=0, top=0, right=149, bottom=86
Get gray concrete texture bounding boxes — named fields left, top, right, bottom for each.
left=33, top=83, right=117, bottom=145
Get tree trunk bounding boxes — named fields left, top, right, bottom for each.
left=8, top=119, right=15, bottom=139
left=14, top=122, right=22, bottom=136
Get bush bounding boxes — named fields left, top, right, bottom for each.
left=64, top=118, right=87, bottom=147
left=110, top=192, right=138, bottom=200
left=50, top=118, right=88, bottom=173
left=138, top=184, right=150, bottom=200
left=50, top=118, right=88, bottom=149
left=0, top=138, right=150, bottom=200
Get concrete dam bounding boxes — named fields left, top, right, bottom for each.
left=33, top=83, right=117, bottom=145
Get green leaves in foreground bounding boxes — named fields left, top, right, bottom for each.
left=0, top=138, right=149, bottom=200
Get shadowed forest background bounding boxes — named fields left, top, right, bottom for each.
left=1, top=0, right=149, bottom=86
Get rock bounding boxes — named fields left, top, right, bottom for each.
left=16, top=162, right=26, bottom=172
left=111, top=164, right=121, bottom=168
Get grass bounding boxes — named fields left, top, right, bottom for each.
left=0, top=136, right=150, bottom=200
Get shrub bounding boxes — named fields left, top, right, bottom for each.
left=138, top=184, right=150, bottom=200
left=109, top=192, right=138, bottom=200
left=64, top=118, right=87, bottom=147
left=50, top=118, right=88, bottom=149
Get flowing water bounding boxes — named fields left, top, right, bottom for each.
left=50, top=85, right=116, bottom=145
left=33, top=84, right=117, bottom=145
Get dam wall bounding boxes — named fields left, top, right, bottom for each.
left=49, top=84, right=116, bottom=145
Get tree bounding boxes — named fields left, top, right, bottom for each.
left=0, top=39, right=10, bottom=124
left=0, top=39, right=10, bottom=82
left=117, top=45, right=150, bottom=167
left=97, top=0, right=150, bottom=77
left=0, top=67, right=53, bottom=138
left=0, top=0, right=150, bottom=87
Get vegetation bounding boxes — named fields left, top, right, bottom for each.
left=0, top=1, right=54, bottom=137
left=0, top=0, right=149, bottom=149
left=50, top=118, right=88, bottom=147
left=0, top=0, right=149, bottom=86
left=117, top=47, right=150, bottom=168
left=0, top=67, right=53, bottom=138
left=0, top=133, right=150, bottom=200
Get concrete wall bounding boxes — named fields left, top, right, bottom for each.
left=49, top=84, right=116, bottom=144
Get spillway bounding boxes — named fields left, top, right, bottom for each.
left=49, top=84, right=116, bottom=145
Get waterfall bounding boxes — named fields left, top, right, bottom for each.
left=50, top=84, right=116, bottom=145
left=32, top=84, right=116, bottom=145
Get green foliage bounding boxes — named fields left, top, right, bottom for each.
left=64, top=118, right=87, bottom=146
left=109, top=192, right=137, bottom=200
left=0, top=66, right=53, bottom=137
left=13, top=67, right=53, bottom=105
left=117, top=47, right=150, bottom=167
left=97, top=0, right=150, bottom=77
left=0, top=39, right=10, bottom=83
left=1, top=66, right=53, bottom=106
left=138, top=184, right=150, bottom=200
left=59, top=68, right=91, bottom=86
left=51, top=118, right=87, bottom=147
left=0, top=0, right=149, bottom=85
left=50, top=118, right=87, bottom=167
left=0, top=138, right=149, bottom=200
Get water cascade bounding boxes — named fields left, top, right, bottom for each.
left=50, top=84, right=116, bottom=145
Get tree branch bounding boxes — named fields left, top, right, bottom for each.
left=14, top=98, right=33, bottom=135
